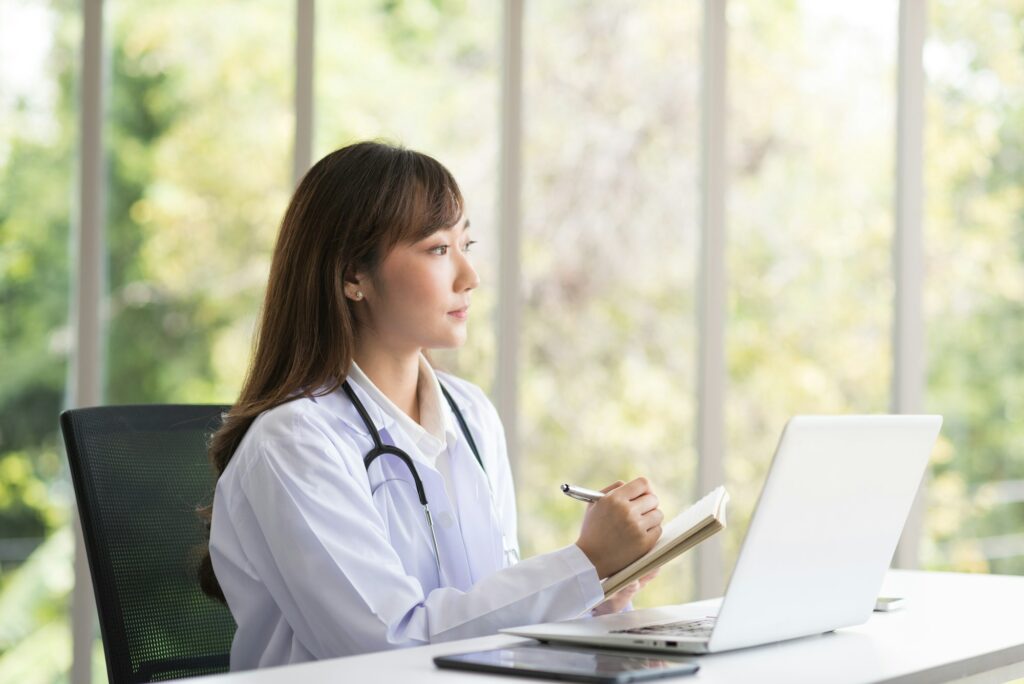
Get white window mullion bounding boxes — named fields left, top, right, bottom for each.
left=893, top=0, right=927, bottom=570
left=70, top=0, right=107, bottom=682
left=293, top=0, right=315, bottom=186
left=496, top=0, right=524, bottom=481
left=695, top=0, right=727, bottom=600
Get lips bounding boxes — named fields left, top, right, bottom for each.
left=448, top=306, right=469, bottom=319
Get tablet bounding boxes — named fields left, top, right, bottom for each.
left=433, top=644, right=699, bottom=683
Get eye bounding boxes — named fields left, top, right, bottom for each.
left=428, top=244, right=449, bottom=256
left=462, top=240, right=477, bottom=253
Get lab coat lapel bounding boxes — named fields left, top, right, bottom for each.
left=379, top=427, right=475, bottom=591
left=330, top=381, right=486, bottom=591
left=449, top=426, right=506, bottom=582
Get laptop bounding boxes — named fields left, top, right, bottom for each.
left=503, top=415, right=942, bottom=654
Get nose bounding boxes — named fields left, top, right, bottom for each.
left=455, top=249, right=479, bottom=293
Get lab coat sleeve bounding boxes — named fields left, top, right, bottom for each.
left=238, top=412, right=604, bottom=658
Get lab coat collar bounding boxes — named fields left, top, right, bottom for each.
left=310, top=363, right=466, bottom=470
left=330, top=379, right=397, bottom=435
left=347, top=355, right=460, bottom=451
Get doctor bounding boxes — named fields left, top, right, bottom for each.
left=200, top=141, right=664, bottom=669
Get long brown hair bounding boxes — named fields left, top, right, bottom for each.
left=198, top=141, right=464, bottom=601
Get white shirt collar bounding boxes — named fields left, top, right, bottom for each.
left=347, top=354, right=458, bottom=454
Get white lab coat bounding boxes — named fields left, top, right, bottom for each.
left=209, top=371, right=604, bottom=669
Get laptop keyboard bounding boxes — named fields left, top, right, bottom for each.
left=612, top=617, right=717, bottom=638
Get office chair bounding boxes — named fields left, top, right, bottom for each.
left=60, top=405, right=236, bottom=683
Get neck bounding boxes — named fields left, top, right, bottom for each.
left=352, top=336, right=422, bottom=424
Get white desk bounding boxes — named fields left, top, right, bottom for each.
left=191, top=571, right=1024, bottom=684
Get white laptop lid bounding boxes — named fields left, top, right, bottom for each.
left=707, top=415, right=941, bottom=652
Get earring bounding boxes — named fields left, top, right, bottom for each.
left=354, top=291, right=363, bottom=300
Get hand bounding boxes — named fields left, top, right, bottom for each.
left=575, top=477, right=663, bottom=579
left=592, top=569, right=661, bottom=616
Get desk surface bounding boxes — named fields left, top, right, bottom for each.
left=191, top=570, right=1024, bottom=684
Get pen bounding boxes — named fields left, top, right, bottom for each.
left=561, top=483, right=606, bottom=503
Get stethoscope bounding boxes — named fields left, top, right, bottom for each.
left=342, top=380, right=516, bottom=583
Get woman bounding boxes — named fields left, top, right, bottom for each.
left=200, top=141, right=663, bottom=669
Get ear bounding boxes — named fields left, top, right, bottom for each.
left=342, top=268, right=367, bottom=302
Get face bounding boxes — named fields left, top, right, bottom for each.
left=347, top=216, right=479, bottom=354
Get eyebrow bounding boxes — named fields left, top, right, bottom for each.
left=425, top=218, right=470, bottom=241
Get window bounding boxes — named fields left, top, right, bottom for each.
left=521, top=0, right=700, bottom=606
left=106, top=0, right=293, bottom=405
left=725, top=1, right=897, bottom=566
left=5, top=3, right=1024, bottom=682
left=924, top=0, right=1024, bottom=574
left=0, top=0, right=79, bottom=679
left=316, top=0, right=501, bottom=389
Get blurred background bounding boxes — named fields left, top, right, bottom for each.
left=2, top=0, right=1023, bottom=682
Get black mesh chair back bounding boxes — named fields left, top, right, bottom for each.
left=60, top=405, right=236, bottom=683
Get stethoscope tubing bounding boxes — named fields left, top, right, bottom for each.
left=342, top=380, right=485, bottom=583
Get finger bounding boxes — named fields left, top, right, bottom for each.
left=610, top=582, right=639, bottom=602
left=632, top=493, right=660, bottom=515
left=638, top=569, right=660, bottom=587
left=600, top=480, right=626, bottom=494
left=646, top=523, right=663, bottom=540
left=640, top=568, right=661, bottom=582
left=614, top=476, right=652, bottom=500
left=641, top=508, right=664, bottom=530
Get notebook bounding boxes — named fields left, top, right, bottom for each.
left=601, top=486, right=729, bottom=596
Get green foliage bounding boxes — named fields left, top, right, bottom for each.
left=0, top=451, right=63, bottom=538
left=511, top=1, right=703, bottom=608
left=0, top=528, right=73, bottom=652
left=0, top=0, right=76, bottom=566
left=923, top=0, right=1024, bottom=574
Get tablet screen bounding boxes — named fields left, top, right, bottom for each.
left=435, top=644, right=699, bottom=683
